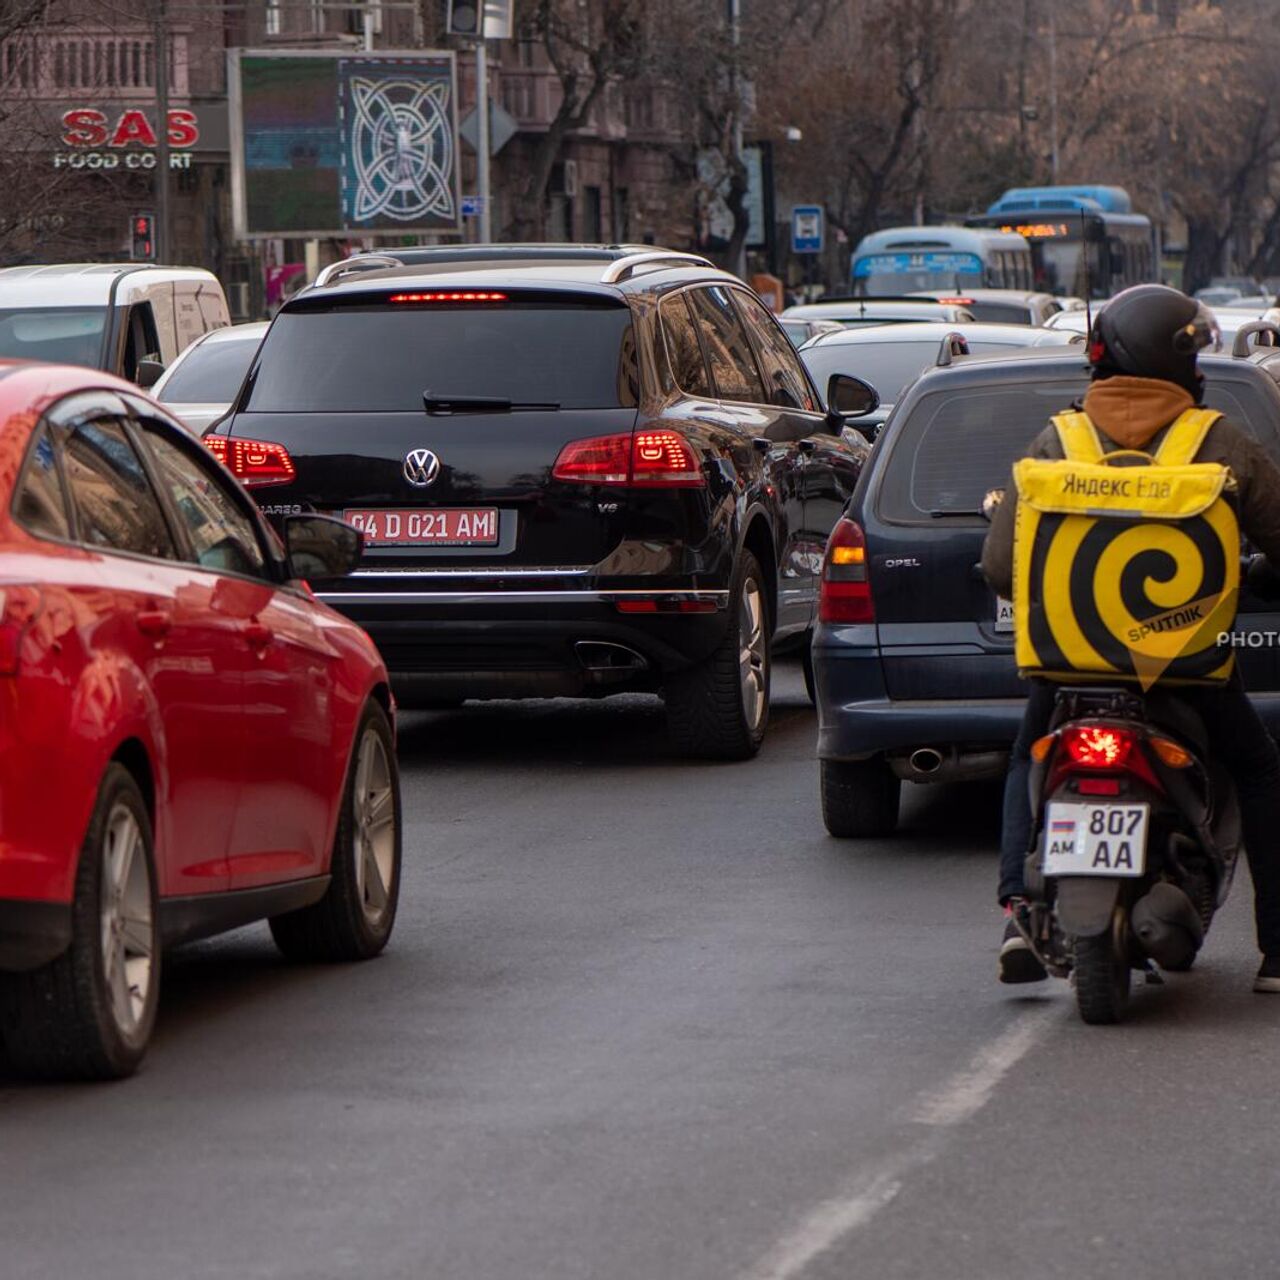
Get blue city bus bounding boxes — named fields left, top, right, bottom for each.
left=965, top=185, right=1155, bottom=299
left=849, top=226, right=1033, bottom=296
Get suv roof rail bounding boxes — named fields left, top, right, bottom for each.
left=313, top=254, right=404, bottom=287
left=935, top=331, right=970, bottom=366
left=600, top=251, right=714, bottom=284
left=1231, top=319, right=1280, bottom=358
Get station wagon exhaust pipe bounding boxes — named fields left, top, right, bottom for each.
left=908, top=748, right=944, bottom=775
left=890, top=748, right=1008, bottom=784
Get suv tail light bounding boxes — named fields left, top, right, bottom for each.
left=1062, top=725, right=1135, bottom=770
left=0, top=585, right=42, bottom=676
left=204, top=436, right=297, bottom=488
left=552, top=431, right=704, bottom=488
left=819, top=518, right=873, bottom=623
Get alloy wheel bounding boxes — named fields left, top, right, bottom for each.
left=352, top=725, right=397, bottom=927
left=99, top=803, right=154, bottom=1038
left=738, top=575, right=767, bottom=732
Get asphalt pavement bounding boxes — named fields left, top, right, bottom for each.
left=3, top=660, right=1279, bottom=1280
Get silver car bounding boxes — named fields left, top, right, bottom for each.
left=152, top=320, right=269, bottom=434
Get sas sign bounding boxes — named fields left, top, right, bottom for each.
left=61, top=108, right=200, bottom=149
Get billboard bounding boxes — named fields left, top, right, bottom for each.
left=229, top=50, right=461, bottom=238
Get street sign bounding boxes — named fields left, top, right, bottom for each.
left=791, top=205, right=823, bottom=255
left=461, top=194, right=485, bottom=217
left=459, top=99, right=517, bottom=156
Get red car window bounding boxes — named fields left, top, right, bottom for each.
left=12, top=425, right=71, bottom=542
left=141, top=425, right=268, bottom=579
left=61, top=417, right=176, bottom=560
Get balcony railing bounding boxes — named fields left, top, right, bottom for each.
left=0, top=29, right=189, bottom=99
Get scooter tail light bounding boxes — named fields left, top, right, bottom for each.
left=0, top=585, right=43, bottom=676
left=204, top=435, right=297, bottom=488
left=820, top=518, right=873, bottom=624
left=1062, top=725, right=1135, bottom=770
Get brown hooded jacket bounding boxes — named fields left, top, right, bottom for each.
left=981, top=374, right=1280, bottom=598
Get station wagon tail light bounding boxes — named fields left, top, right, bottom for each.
left=0, top=585, right=42, bottom=676
left=204, top=436, right=297, bottom=488
left=552, top=431, right=704, bottom=488
left=819, top=518, right=873, bottom=623
left=1062, top=726, right=1134, bottom=770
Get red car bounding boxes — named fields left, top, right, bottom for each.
left=0, top=362, right=401, bottom=1079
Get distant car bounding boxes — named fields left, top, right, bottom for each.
left=153, top=321, right=269, bottom=435
left=908, top=289, right=1063, bottom=326
left=782, top=298, right=978, bottom=328
left=0, top=264, right=230, bottom=387
left=0, top=361, right=400, bottom=1078
left=812, top=343, right=1280, bottom=838
left=798, top=321, right=1081, bottom=438
left=779, top=316, right=844, bottom=346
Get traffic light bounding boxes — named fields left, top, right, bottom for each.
left=447, top=0, right=480, bottom=36
left=131, top=212, right=155, bottom=261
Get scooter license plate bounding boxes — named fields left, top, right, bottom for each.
left=1043, top=802, right=1148, bottom=877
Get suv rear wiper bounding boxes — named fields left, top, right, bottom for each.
left=929, top=508, right=986, bottom=518
left=423, top=391, right=560, bottom=415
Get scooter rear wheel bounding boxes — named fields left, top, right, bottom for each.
left=1074, top=908, right=1131, bottom=1025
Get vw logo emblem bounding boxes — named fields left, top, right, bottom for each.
left=403, top=447, right=440, bottom=488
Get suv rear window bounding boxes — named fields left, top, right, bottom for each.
left=246, top=295, right=638, bottom=412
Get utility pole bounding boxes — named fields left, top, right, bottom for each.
left=728, top=0, right=745, bottom=278
left=1048, top=3, right=1059, bottom=184
left=153, top=0, right=170, bottom=263
left=476, top=37, right=492, bottom=242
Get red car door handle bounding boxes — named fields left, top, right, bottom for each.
left=243, top=621, right=273, bottom=651
left=136, top=610, right=172, bottom=639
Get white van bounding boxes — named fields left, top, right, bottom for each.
left=0, top=263, right=231, bottom=386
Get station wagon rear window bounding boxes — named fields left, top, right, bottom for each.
left=246, top=295, right=639, bottom=412
left=878, top=380, right=1088, bottom=521
left=878, top=372, right=1280, bottom=522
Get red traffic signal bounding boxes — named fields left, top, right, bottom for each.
left=131, top=211, right=156, bottom=261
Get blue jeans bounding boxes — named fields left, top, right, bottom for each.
left=998, top=678, right=1280, bottom=957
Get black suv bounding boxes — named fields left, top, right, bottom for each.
left=814, top=335, right=1280, bottom=833
left=212, top=250, right=871, bottom=758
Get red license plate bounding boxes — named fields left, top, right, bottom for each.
left=344, top=508, right=500, bottom=547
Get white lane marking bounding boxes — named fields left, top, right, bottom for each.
left=912, top=1004, right=1059, bottom=1128
left=741, top=1004, right=1061, bottom=1280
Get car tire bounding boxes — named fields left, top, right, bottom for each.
left=270, top=700, right=402, bottom=962
left=0, top=764, right=160, bottom=1080
left=820, top=758, right=900, bottom=838
left=665, top=550, right=771, bottom=760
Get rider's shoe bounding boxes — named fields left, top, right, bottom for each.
left=999, top=901, right=1047, bottom=984
left=1253, top=955, right=1280, bottom=993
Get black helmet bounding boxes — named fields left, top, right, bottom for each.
left=1087, top=284, right=1218, bottom=397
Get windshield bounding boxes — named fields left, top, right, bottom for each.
left=0, top=307, right=105, bottom=367
left=852, top=251, right=984, bottom=298
left=247, top=298, right=638, bottom=412
left=159, top=334, right=262, bottom=404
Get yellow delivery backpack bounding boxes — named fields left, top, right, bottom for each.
left=1012, top=407, right=1239, bottom=688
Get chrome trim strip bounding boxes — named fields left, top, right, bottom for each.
left=349, top=566, right=593, bottom=579
left=317, top=589, right=730, bottom=606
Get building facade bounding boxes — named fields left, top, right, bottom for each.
left=0, top=1, right=696, bottom=318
